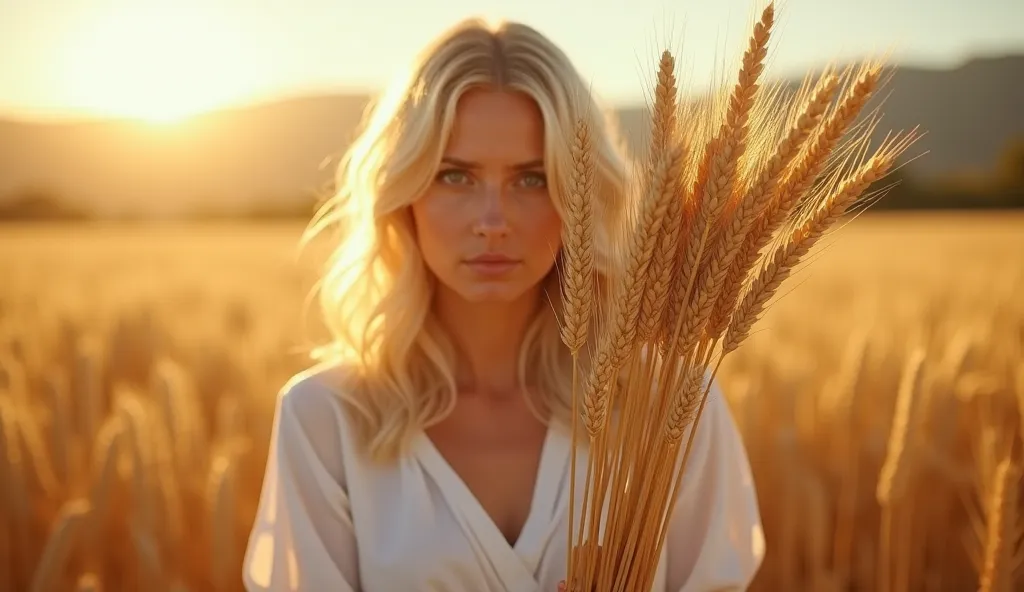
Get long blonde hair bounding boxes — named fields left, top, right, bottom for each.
left=304, top=17, right=631, bottom=462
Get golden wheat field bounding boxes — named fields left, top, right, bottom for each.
left=1, top=212, right=1022, bottom=592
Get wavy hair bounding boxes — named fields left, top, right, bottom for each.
left=303, top=17, right=632, bottom=462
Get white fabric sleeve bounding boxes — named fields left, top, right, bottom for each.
left=663, top=380, right=766, bottom=592
left=242, top=383, right=361, bottom=592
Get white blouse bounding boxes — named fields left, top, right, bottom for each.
left=242, top=366, right=765, bottom=592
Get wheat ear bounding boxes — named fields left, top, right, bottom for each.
left=635, top=50, right=683, bottom=345
left=670, top=1, right=773, bottom=363
left=581, top=140, right=680, bottom=436
left=722, top=61, right=884, bottom=321
left=704, top=71, right=840, bottom=342
left=723, top=131, right=917, bottom=354
left=560, top=119, right=596, bottom=358
left=560, top=115, right=596, bottom=584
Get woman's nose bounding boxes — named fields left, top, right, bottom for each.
left=472, top=187, right=510, bottom=238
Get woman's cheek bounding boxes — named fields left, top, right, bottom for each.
left=421, top=191, right=470, bottom=233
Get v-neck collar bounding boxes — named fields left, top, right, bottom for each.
left=414, top=424, right=570, bottom=590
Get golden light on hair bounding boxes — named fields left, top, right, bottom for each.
left=303, top=17, right=634, bottom=462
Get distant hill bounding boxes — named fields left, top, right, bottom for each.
left=1, top=54, right=1021, bottom=217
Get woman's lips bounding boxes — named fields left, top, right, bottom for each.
left=464, top=255, right=521, bottom=276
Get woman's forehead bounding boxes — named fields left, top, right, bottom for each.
left=444, top=89, right=546, bottom=165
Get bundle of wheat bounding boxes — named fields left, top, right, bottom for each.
left=557, top=2, right=919, bottom=590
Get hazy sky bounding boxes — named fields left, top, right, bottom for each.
left=2, top=0, right=1022, bottom=122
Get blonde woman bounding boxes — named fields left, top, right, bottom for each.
left=243, top=17, right=764, bottom=592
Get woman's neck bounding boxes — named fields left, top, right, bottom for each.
left=432, top=285, right=542, bottom=398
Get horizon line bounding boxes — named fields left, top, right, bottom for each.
left=2, top=49, right=1020, bottom=126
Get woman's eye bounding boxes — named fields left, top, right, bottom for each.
left=517, top=171, right=548, bottom=189
left=437, top=169, right=471, bottom=185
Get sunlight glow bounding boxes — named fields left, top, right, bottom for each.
left=57, top=3, right=263, bottom=123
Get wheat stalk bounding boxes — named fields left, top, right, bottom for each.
left=29, top=499, right=91, bottom=592
left=560, top=2, right=919, bottom=588
left=85, top=415, right=126, bottom=573
left=0, top=395, right=31, bottom=591
left=44, top=372, right=71, bottom=487
left=592, top=51, right=688, bottom=591
left=75, top=340, right=104, bottom=453
left=877, top=348, right=927, bottom=506
left=1015, top=365, right=1024, bottom=445
left=829, top=330, right=871, bottom=582
left=875, top=346, right=926, bottom=592
left=560, top=115, right=597, bottom=584
left=979, top=457, right=1022, bottom=592
left=13, top=397, right=61, bottom=499
left=208, top=452, right=238, bottom=592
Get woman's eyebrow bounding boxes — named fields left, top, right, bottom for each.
left=440, top=156, right=545, bottom=171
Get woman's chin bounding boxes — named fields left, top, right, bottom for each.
left=454, top=281, right=534, bottom=305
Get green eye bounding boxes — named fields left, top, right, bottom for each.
left=518, top=171, right=548, bottom=188
left=437, top=169, right=471, bottom=185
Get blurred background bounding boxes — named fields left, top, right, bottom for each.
left=1, top=0, right=1022, bottom=591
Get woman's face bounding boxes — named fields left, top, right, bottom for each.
left=411, top=87, right=563, bottom=305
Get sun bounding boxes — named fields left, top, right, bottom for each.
left=59, top=4, right=262, bottom=123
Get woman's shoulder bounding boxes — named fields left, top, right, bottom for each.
left=272, top=362, right=366, bottom=473
left=274, top=362, right=352, bottom=422
left=278, top=361, right=358, bottom=415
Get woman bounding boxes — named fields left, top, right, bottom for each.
left=243, top=17, right=764, bottom=592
